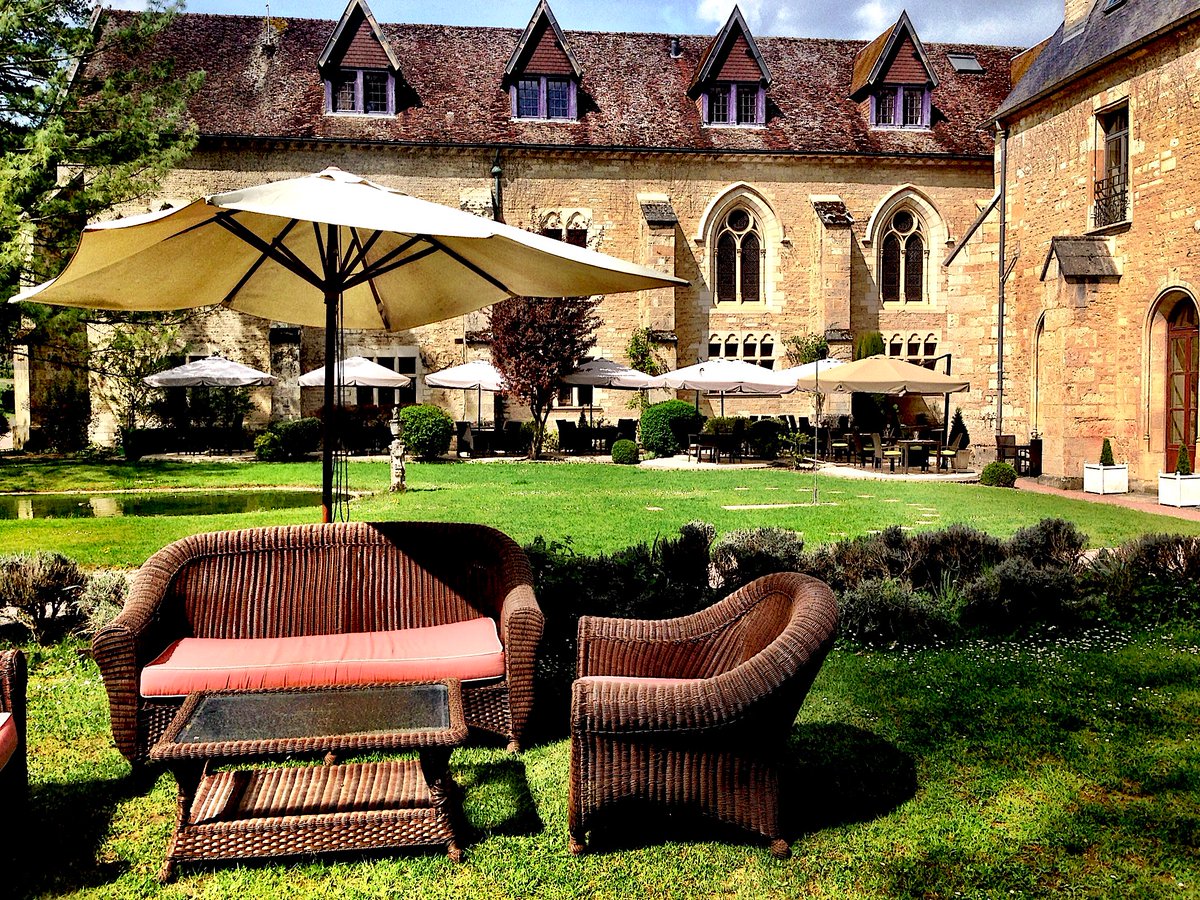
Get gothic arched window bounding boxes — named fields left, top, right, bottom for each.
left=880, top=209, right=926, bottom=303
left=715, top=208, right=763, bottom=303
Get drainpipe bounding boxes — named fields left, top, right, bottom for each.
left=490, top=149, right=504, bottom=223
left=996, top=126, right=1009, bottom=438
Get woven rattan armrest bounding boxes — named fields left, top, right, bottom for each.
left=571, top=671, right=761, bottom=736
left=575, top=601, right=750, bottom=680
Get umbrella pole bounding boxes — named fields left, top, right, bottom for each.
left=321, top=224, right=340, bottom=524
left=321, top=288, right=337, bottom=523
left=477, top=385, right=482, bottom=428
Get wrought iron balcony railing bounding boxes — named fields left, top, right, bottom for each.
left=1094, top=170, right=1128, bottom=228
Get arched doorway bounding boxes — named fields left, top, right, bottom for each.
left=1166, top=296, right=1199, bottom=472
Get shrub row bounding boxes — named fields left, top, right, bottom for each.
left=9, top=524, right=1197, bottom=709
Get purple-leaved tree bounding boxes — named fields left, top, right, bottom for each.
left=490, top=295, right=600, bottom=459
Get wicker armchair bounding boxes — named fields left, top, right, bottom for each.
left=568, top=573, right=839, bottom=858
left=0, top=649, right=28, bottom=807
left=92, top=522, right=543, bottom=767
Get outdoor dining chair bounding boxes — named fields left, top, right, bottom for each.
left=871, top=433, right=902, bottom=471
left=938, top=433, right=963, bottom=470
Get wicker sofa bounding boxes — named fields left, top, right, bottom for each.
left=568, top=572, right=839, bottom=857
left=92, top=522, right=543, bottom=766
left=0, top=648, right=27, bottom=807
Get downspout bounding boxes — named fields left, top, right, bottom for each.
left=996, top=126, right=1009, bottom=438
left=490, top=149, right=504, bottom=224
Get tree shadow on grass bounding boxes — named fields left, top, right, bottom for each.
left=3, top=776, right=135, bottom=896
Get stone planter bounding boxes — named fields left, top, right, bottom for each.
left=1157, top=472, right=1200, bottom=507
left=1083, top=463, right=1128, bottom=494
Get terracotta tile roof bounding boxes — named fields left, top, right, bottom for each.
left=87, top=10, right=1020, bottom=158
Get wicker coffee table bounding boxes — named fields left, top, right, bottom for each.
left=149, top=680, right=469, bottom=881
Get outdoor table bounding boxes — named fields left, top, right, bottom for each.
left=150, top=681, right=469, bottom=881
left=897, top=439, right=937, bottom=472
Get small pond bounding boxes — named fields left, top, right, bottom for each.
left=0, top=490, right=327, bottom=520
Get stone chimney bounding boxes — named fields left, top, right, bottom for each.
left=1063, top=0, right=1094, bottom=40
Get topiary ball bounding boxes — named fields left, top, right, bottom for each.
left=979, top=460, right=1018, bottom=487
left=611, top=439, right=640, bottom=465
left=396, top=404, right=454, bottom=460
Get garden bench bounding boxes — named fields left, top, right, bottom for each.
left=92, top=522, right=543, bottom=768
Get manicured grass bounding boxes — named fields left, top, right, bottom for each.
left=8, top=628, right=1199, bottom=898
left=2, top=458, right=1199, bottom=897
left=1, top=458, right=1199, bottom=566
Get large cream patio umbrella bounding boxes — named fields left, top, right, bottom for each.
left=793, top=354, right=969, bottom=395
left=14, top=167, right=686, bottom=520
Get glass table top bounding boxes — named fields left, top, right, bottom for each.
left=173, top=683, right=452, bottom=745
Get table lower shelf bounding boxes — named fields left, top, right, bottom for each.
left=163, top=758, right=462, bottom=879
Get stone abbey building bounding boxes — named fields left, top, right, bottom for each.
left=13, top=0, right=1200, bottom=488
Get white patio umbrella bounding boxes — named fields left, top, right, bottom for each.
left=14, top=167, right=686, bottom=519
left=143, top=353, right=277, bottom=387
left=424, top=359, right=508, bottom=427
left=648, top=358, right=797, bottom=415
left=561, top=357, right=654, bottom=424
left=298, top=355, right=412, bottom=388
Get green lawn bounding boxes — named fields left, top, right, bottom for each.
left=2, top=457, right=1199, bottom=898
left=11, top=629, right=1200, bottom=899
left=2, top=458, right=1198, bottom=567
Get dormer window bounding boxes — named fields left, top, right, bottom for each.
left=705, top=82, right=763, bottom=126
left=851, top=13, right=938, bottom=133
left=330, top=69, right=394, bottom=115
left=690, top=8, right=771, bottom=130
left=505, top=2, right=583, bottom=123
left=514, top=75, right=576, bottom=120
left=872, top=85, right=929, bottom=128
left=319, top=1, right=402, bottom=118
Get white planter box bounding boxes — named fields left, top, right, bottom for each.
left=1158, top=472, right=1200, bottom=507
left=1083, top=463, right=1128, bottom=494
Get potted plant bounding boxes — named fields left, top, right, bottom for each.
left=1083, top=438, right=1128, bottom=494
left=946, top=408, right=971, bottom=470
left=1158, top=445, right=1200, bottom=507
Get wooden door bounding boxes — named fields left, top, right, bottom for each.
left=1166, top=299, right=1199, bottom=472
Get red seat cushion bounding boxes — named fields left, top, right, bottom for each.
left=0, top=712, right=16, bottom=771
left=140, top=618, right=505, bottom=697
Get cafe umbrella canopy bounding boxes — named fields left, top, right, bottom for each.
left=424, top=359, right=508, bottom=428
left=13, top=167, right=687, bottom=520
left=297, top=355, right=412, bottom=388
left=648, top=357, right=798, bottom=415
left=561, top=357, right=655, bottom=424
left=143, top=353, right=277, bottom=388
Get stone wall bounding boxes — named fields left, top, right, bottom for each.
left=69, top=140, right=999, bottom=441
left=1000, top=23, right=1200, bottom=488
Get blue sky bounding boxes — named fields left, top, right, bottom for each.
left=112, top=1, right=1064, bottom=48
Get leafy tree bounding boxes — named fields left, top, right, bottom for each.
left=784, top=332, right=828, bottom=366
left=1, top=0, right=202, bottom=334
left=91, top=320, right=182, bottom=436
left=491, top=295, right=600, bottom=458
